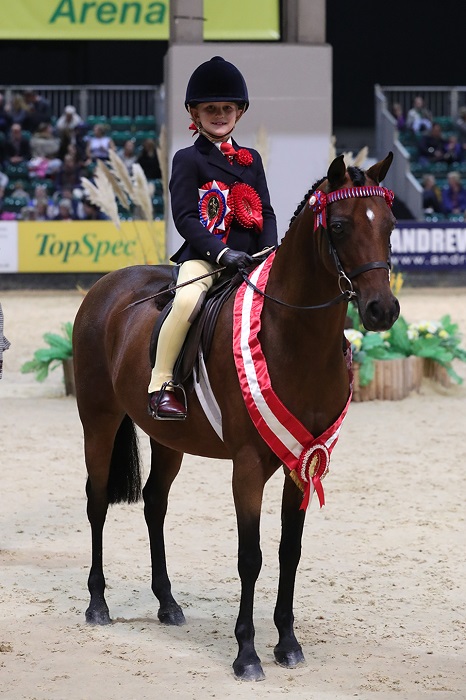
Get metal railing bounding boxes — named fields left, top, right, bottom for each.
left=0, top=84, right=164, bottom=123
left=378, top=85, right=466, bottom=122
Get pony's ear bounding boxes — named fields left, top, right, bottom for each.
left=327, top=154, right=346, bottom=188
left=366, top=152, right=393, bottom=184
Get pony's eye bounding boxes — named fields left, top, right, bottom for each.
left=331, top=222, right=344, bottom=235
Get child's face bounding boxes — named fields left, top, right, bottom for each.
left=191, top=102, right=243, bottom=139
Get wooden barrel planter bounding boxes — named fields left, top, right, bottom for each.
left=352, top=356, right=424, bottom=402
left=63, top=358, right=76, bottom=396
left=423, top=358, right=451, bottom=388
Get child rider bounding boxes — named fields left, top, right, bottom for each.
left=148, top=56, right=278, bottom=420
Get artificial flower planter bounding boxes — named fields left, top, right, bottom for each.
left=422, top=358, right=452, bottom=388
left=352, top=356, right=424, bottom=402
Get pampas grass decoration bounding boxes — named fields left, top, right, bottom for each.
left=97, top=159, right=131, bottom=210
left=81, top=174, right=120, bottom=229
left=254, top=124, right=269, bottom=173
left=108, top=149, right=134, bottom=200
left=353, top=146, right=369, bottom=168
left=131, top=163, right=154, bottom=221
left=329, top=135, right=337, bottom=164
left=156, top=124, right=168, bottom=217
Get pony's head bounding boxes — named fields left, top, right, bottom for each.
left=310, top=152, right=400, bottom=331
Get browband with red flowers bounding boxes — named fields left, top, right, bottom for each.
left=308, top=186, right=395, bottom=232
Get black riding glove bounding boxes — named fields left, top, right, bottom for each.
left=220, top=249, right=255, bottom=271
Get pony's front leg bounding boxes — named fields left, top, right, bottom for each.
left=273, top=472, right=306, bottom=667
left=232, top=467, right=265, bottom=681
left=143, top=440, right=185, bottom=626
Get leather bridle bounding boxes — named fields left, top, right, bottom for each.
left=241, top=185, right=395, bottom=311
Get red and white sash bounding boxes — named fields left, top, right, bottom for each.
left=233, top=253, right=353, bottom=510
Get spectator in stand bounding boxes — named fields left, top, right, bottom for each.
left=34, top=198, right=51, bottom=221
left=55, top=153, right=82, bottom=192
left=441, top=171, right=466, bottom=216
left=11, top=180, right=29, bottom=199
left=136, top=137, right=161, bottom=180
left=0, top=93, right=12, bottom=134
left=0, top=184, right=5, bottom=214
left=422, top=174, right=443, bottom=214
left=19, top=205, right=37, bottom=221
left=418, top=122, right=447, bottom=165
left=22, top=89, right=52, bottom=132
left=118, top=139, right=137, bottom=172
left=29, top=183, right=53, bottom=208
left=4, top=123, right=32, bottom=165
left=80, top=197, right=108, bottom=220
left=443, top=134, right=463, bottom=165
left=29, top=122, right=62, bottom=178
left=0, top=165, right=8, bottom=191
left=391, top=102, right=406, bottom=131
left=456, top=106, right=466, bottom=150
left=55, top=105, right=83, bottom=134
left=407, top=96, right=433, bottom=134
left=86, top=123, right=115, bottom=162
left=53, top=197, right=75, bottom=221
left=30, top=122, right=61, bottom=159
left=8, top=94, right=28, bottom=129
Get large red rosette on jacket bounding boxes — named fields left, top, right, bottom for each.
left=230, top=182, right=263, bottom=232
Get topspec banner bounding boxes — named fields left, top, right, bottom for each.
left=0, top=220, right=165, bottom=273
left=0, top=0, right=279, bottom=40
left=392, top=221, right=466, bottom=270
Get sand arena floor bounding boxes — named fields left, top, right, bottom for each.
left=0, top=287, right=465, bottom=699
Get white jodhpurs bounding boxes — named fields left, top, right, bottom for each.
left=148, top=259, right=218, bottom=392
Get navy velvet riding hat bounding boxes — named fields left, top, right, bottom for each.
left=185, top=56, right=249, bottom=111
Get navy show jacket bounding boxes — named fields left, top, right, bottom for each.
left=169, top=134, right=278, bottom=264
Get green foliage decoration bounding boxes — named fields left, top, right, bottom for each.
left=21, top=322, right=73, bottom=382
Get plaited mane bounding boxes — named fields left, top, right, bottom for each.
left=289, top=165, right=367, bottom=227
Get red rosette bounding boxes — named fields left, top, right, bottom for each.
left=235, top=148, right=254, bottom=167
left=230, top=182, right=263, bottom=232
left=198, top=180, right=233, bottom=241
left=297, top=444, right=330, bottom=510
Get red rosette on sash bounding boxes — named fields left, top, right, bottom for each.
left=198, top=180, right=233, bottom=242
left=296, top=443, right=330, bottom=511
left=230, top=183, right=263, bottom=232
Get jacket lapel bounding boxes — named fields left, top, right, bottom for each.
left=196, top=135, right=246, bottom=179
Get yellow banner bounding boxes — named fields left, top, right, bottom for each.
left=18, top=220, right=166, bottom=272
left=0, top=0, right=279, bottom=40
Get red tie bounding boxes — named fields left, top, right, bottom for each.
left=220, top=142, right=237, bottom=163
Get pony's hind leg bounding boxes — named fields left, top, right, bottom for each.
left=273, top=472, right=306, bottom=667
left=143, top=439, right=185, bottom=625
left=85, top=414, right=142, bottom=625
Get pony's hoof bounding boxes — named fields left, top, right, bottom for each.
left=233, top=660, right=265, bottom=682
left=274, top=645, right=305, bottom=668
left=158, top=604, right=186, bottom=626
left=85, top=605, right=112, bottom=626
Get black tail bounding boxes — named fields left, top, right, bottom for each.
left=107, top=414, right=142, bottom=504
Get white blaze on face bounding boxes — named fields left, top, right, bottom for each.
left=366, top=208, right=375, bottom=222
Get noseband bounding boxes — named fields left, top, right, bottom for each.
left=242, top=184, right=395, bottom=311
